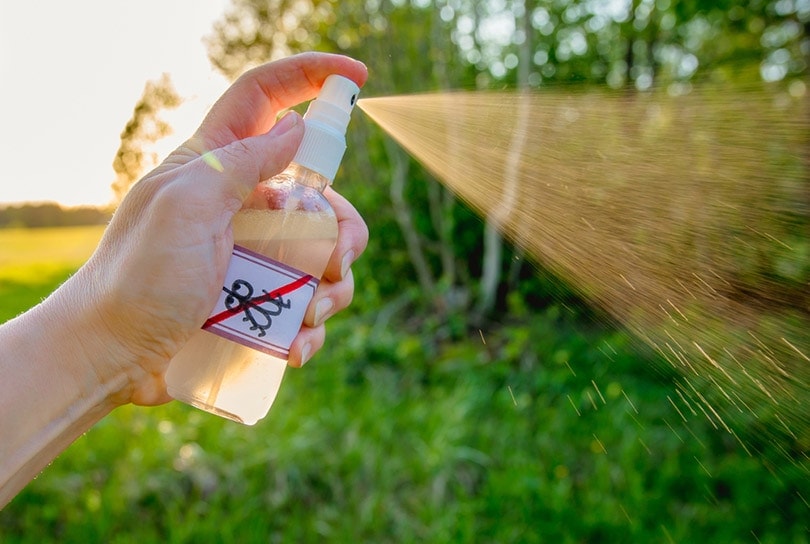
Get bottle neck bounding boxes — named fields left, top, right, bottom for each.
left=285, top=161, right=332, bottom=193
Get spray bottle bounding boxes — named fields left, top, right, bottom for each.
left=165, top=75, right=360, bottom=425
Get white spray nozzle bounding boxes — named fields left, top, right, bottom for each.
left=293, top=75, right=360, bottom=182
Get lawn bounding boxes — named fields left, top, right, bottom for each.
left=0, top=226, right=105, bottom=323
left=0, top=226, right=807, bottom=543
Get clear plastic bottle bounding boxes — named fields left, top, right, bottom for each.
left=165, top=75, right=360, bottom=425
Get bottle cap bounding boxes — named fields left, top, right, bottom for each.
left=293, top=75, right=360, bottom=182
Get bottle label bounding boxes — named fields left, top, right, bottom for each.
left=202, top=244, right=319, bottom=359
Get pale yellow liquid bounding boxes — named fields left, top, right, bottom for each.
left=165, top=207, right=337, bottom=424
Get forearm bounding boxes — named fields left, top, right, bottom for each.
left=0, top=285, right=123, bottom=508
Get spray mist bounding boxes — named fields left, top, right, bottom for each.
left=165, top=75, right=360, bottom=425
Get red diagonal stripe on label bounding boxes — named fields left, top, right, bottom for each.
left=202, top=274, right=314, bottom=329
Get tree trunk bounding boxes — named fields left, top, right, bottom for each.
left=386, top=139, right=437, bottom=300
left=476, top=0, right=533, bottom=320
left=430, top=1, right=458, bottom=288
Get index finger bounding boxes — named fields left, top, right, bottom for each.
left=193, top=53, right=368, bottom=152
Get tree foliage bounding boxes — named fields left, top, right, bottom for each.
left=202, top=0, right=808, bottom=321
left=0, top=203, right=111, bottom=229
left=110, top=74, right=182, bottom=203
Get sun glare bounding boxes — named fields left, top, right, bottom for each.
left=0, top=0, right=230, bottom=209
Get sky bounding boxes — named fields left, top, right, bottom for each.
left=0, top=0, right=233, bottom=207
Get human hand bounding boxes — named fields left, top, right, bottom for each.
left=56, top=53, right=368, bottom=406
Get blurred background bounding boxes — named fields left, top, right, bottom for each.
left=1, top=0, right=808, bottom=542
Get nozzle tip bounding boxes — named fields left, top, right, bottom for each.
left=319, top=75, right=361, bottom=114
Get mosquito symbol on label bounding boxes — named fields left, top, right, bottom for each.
left=222, top=279, right=291, bottom=337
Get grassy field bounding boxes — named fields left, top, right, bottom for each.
left=0, top=226, right=105, bottom=323
left=0, top=226, right=807, bottom=543
left=0, top=225, right=105, bottom=268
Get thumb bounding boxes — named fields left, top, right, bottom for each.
left=207, top=111, right=304, bottom=202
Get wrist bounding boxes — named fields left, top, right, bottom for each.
left=32, top=273, right=130, bottom=409
left=0, top=273, right=126, bottom=506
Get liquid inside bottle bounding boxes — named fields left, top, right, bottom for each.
left=165, top=172, right=337, bottom=425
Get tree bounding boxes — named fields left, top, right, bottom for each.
left=111, top=74, right=181, bottom=203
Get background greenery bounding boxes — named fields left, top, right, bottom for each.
left=1, top=227, right=806, bottom=542
left=2, top=0, right=809, bottom=542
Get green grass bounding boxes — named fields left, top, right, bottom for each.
left=0, top=226, right=104, bottom=323
left=0, top=225, right=105, bottom=268
left=0, top=227, right=807, bottom=543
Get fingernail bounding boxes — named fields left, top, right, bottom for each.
left=314, top=298, right=334, bottom=327
left=340, top=250, right=355, bottom=280
left=300, top=343, right=312, bottom=367
left=269, top=111, right=300, bottom=136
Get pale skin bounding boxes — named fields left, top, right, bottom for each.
left=0, top=53, right=369, bottom=507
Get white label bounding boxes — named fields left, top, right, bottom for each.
left=202, top=244, right=319, bottom=359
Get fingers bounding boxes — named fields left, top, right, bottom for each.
left=165, top=52, right=367, bottom=219
left=287, top=324, right=326, bottom=369
left=289, top=186, right=367, bottom=368
left=193, top=52, right=368, bottom=151
left=296, top=187, right=367, bottom=337
left=289, top=269, right=355, bottom=368
left=322, top=187, right=369, bottom=283
left=304, top=268, right=355, bottom=326
left=200, top=111, right=305, bottom=204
